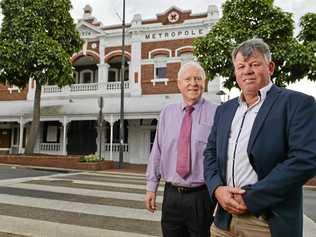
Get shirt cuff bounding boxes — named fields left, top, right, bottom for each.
left=147, top=181, right=159, bottom=192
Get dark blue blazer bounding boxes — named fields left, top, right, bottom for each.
left=204, top=85, right=316, bottom=237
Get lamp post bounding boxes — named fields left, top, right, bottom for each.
left=98, top=96, right=104, bottom=160
left=119, top=0, right=126, bottom=169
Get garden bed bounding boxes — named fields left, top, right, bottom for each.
left=0, top=154, right=114, bottom=171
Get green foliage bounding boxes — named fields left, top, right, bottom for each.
left=194, top=0, right=315, bottom=89
left=298, top=13, right=316, bottom=81
left=80, top=154, right=101, bottom=163
left=0, top=0, right=83, bottom=87
left=298, top=13, right=316, bottom=43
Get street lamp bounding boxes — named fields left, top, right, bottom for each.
left=98, top=96, right=104, bottom=160
left=119, top=0, right=126, bottom=169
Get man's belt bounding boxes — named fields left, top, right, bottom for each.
left=166, top=182, right=206, bottom=193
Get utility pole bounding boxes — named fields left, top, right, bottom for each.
left=119, top=0, right=126, bottom=168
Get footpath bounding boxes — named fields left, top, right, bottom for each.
left=0, top=156, right=315, bottom=237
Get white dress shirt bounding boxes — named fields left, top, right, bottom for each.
left=226, top=81, right=273, bottom=188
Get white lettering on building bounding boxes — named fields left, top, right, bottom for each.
left=144, top=28, right=204, bottom=41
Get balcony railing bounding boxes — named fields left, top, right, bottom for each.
left=104, top=143, right=128, bottom=152
left=40, top=143, right=61, bottom=152
left=42, top=81, right=130, bottom=96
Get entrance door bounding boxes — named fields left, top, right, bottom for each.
left=0, top=129, right=11, bottom=148
left=67, top=121, right=97, bottom=155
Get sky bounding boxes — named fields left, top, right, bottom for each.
left=70, top=0, right=316, bottom=97
left=0, top=1, right=314, bottom=97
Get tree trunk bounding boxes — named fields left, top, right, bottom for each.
left=24, top=80, right=41, bottom=154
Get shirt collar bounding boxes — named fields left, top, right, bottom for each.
left=238, top=80, right=273, bottom=105
left=181, top=97, right=204, bottom=111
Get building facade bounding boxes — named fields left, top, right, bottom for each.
left=0, top=5, right=221, bottom=164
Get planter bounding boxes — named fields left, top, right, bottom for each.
left=0, top=154, right=114, bottom=171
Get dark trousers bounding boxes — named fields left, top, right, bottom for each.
left=161, top=183, right=214, bottom=237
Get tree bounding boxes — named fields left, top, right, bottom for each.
left=193, top=0, right=315, bottom=89
left=0, top=0, right=82, bottom=154
left=298, top=13, right=316, bottom=80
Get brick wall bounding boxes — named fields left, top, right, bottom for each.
left=142, top=39, right=193, bottom=59
left=141, top=62, right=181, bottom=95
left=0, top=84, right=27, bottom=101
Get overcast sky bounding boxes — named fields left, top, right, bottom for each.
left=70, top=0, right=315, bottom=32
left=70, top=0, right=315, bottom=97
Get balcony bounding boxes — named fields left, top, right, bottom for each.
left=42, top=81, right=130, bottom=98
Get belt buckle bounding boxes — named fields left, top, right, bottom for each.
left=177, top=186, right=185, bottom=193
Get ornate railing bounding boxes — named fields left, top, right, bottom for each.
left=40, top=143, right=61, bottom=152
left=42, top=81, right=130, bottom=95
left=104, top=143, right=128, bottom=152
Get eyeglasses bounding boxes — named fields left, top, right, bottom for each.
left=183, top=76, right=203, bottom=83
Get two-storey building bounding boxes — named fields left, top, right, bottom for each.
left=0, top=4, right=221, bottom=164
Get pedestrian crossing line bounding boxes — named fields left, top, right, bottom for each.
left=25, top=179, right=164, bottom=195
left=0, top=194, right=161, bottom=221
left=98, top=171, right=146, bottom=177
left=0, top=186, right=162, bottom=210
left=0, top=171, right=86, bottom=186
left=52, top=173, right=166, bottom=188
left=4, top=183, right=163, bottom=203
left=54, top=174, right=148, bottom=185
left=0, top=215, right=159, bottom=237
left=93, top=172, right=146, bottom=179
left=0, top=231, right=29, bottom=237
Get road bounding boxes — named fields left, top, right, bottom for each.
left=0, top=164, right=314, bottom=236
left=304, top=189, right=316, bottom=222
left=0, top=164, right=162, bottom=237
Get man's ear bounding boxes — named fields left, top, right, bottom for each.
left=177, top=79, right=182, bottom=91
left=269, top=61, right=275, bottom=76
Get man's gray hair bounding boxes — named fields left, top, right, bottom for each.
left=177, top=61, right=206, bottom=80
left=232, top=38, right=272, bottom=62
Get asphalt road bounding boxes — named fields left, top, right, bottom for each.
left=304, top=189, right=316, bottom=222
left=0, top=164, right=62, bottom=180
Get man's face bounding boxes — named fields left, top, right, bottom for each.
left=234, top=51, right=275, bottom=96
left=177, top=66, right=205, bottom=105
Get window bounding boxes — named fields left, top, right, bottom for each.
left=108, top=69, right=119, bottom=82
left=42, top=122, right=60, bottom=143
left=155, top=67, right=166, bottom=79
left=151, top=55, right=169, bottom=85
left=83, top=72, right=92, bottom=83
left=79, top=69, right=94, bottom=84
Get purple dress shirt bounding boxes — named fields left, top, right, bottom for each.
left=146, top=98, right=218, bottom=192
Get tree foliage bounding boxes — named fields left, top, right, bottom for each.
left=193, top=0, right=315, bottom=89
left=0, top=0, right=82, bottom=86
left=0, top=0, right=82, bottom=153
left=298, top=13, right=316, bottom=80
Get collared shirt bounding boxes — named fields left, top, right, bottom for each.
left=226, top=81, right=273, bottom=188
left=146, top=98, right=218, bottom=192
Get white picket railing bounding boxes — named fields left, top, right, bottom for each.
left=104, top=143, right=128, bottom=152
left=42, top=81, right=130, bottom=95
left=40, top=143, right=61, bottom=152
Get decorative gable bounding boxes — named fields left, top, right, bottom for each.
left=77, top=22, right=104, bottom=39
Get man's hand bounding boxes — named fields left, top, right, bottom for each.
left=233, top=193, right=248, bottom=214
left=144, top=191, right=157, bottom=213
left=214, top=186, right=247, bottom=215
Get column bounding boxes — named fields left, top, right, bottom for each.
left=98, top=63, right=110, bottom=83
left=18, top=117, right=24, bottom=154
left=110, top=115, right=114, bottom=161
left=62, top=116, right=68, bottom=155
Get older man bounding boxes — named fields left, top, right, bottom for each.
left=204, top=38, right=316, bottom=237
left=145, top=61, right=218, bottom=237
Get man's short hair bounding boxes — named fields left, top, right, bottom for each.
left=177, top=61, right=206, bottom=81
left=232, top=38, right=272, bottom=62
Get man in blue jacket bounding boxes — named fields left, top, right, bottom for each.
left=204, top=38, right=316, bottom=237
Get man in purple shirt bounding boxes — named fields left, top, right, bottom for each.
left=145, top=61, right=218, bottom=237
